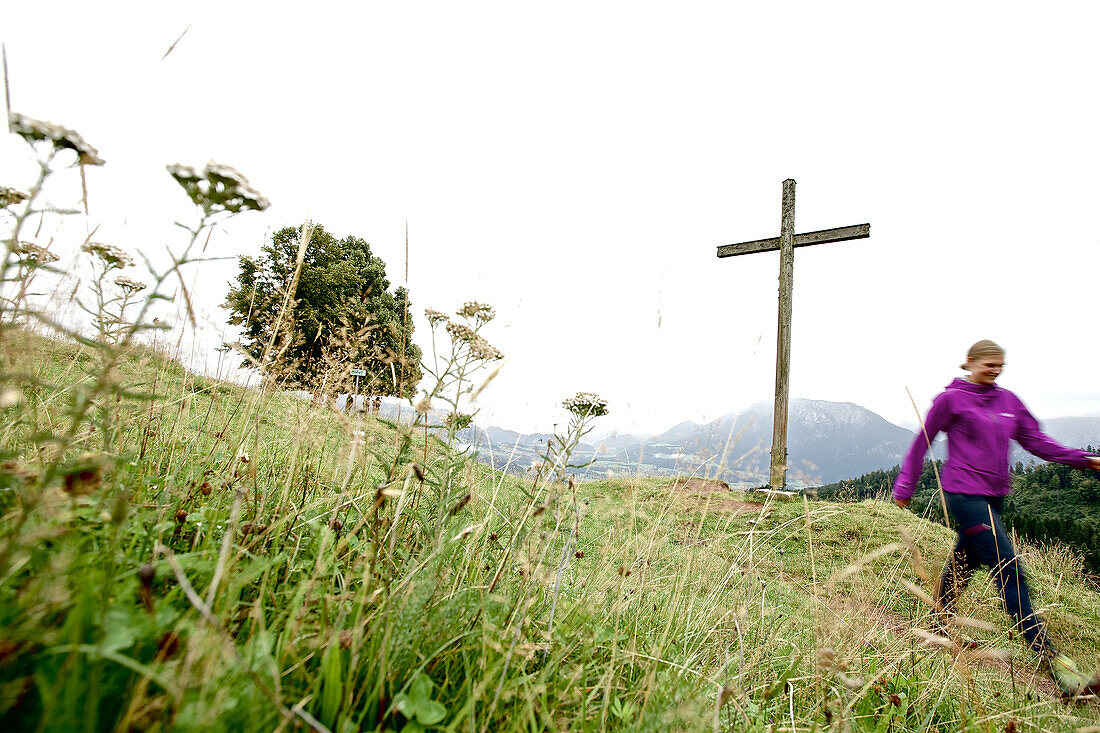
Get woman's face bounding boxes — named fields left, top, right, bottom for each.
left=966, top=355, right=1004, bottom=385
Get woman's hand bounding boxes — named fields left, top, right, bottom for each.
left=1089, top=456, right=1100, bottom=471
left=894, top=497, right=910, bottom=509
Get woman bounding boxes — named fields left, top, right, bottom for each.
left=893, top=339, right=1100, bottom=698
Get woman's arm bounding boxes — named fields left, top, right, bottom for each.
left=893, top=391, right=953, bottom=505
left=1013, top=398, right=1097, bottom=469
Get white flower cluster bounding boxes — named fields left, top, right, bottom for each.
left=114, top=275, right=147, bottom=294
left=469, top=337, right=503, bottom=361
left=444, top=321, right=502, bottom=360
left=82, top=241, right=135, bottom=269
left=445, top=321, right=478, bottom=343
left=562, top=392, right=609, bottom=418
left=0, top=186, right=29, bottom=209
left=9, top=112, right=105, bottom=166
left=167, top=161, right=270, bottom=214
left=457, top=301, right=495, bottom=322
left=11, top=241, right=60, bottom=267
left=425, top=308, right=449, bottom=326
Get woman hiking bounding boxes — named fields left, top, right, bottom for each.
left=893, top=339, right=1100, bottom=699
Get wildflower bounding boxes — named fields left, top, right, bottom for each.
left=445, top=321, right=477, bottom=344
left=0, top=186, right=28, bottom=209
left=562, top=392, right=609, bottom=418
left=237, top=451, right=250, bottom=463
left=11, top=242, right=60, bottom=268
left=62, top=456, right=103, bottom=495
left=447, top=492, right=471, bottom=516
left=0, top=388, right=23, bottom=408
left=82, top=242, right=135, bottom=269
left=9, top=112, right=105, bottom=166
left=114, top=275, right=147, bottom=294
left=424, top=308, right=449, bottom=326
left=457, top=301, right=495, bottom=322
left=167, top=161, right=270, bottom=214
left=469, top=336, right=503, bottom=361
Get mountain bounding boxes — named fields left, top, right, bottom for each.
left=443, top=399, right=929, bottom=487
left=603, top=399, right=928, bottom=487
left=357, top=395, right=1100, bottom=488
left=1011, top=415, right=1100, bottom=467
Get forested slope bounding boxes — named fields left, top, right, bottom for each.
left=813, top=456, right=1100, bottom=573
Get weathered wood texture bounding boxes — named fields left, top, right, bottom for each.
left=716, top=223, right=870, bottom=258
left=770, top=179, right=796, bottom=491
left=717, top=180, right=870, bottom=491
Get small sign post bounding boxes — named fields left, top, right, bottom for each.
left=350, top=368, right=367, bottom=411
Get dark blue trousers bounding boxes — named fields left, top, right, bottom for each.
left=936, top=491, right=1053, bottom=655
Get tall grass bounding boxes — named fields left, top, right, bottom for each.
left=2, top=113, right=1099, bottom=733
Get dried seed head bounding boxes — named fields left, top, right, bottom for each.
left=448, top=493, right=471, bottom=516
left=199, top=482, right=212, bottom=496
left=0, top=186, right=29, bottom=209
left=445, top=321, right=477, bottom=344
left=11, top=242, right=59, bottom=267
left=82, top=242, right=135, bottom=270
left=167, top=161, right=269, bottom=214
left=330, top=518, right=343, bottom=532
left=114, top=275, right=147, bottom=294
left=138, top=563, right=155, bottom=588
left=456, top=301, right=495, bottom=322
left=174, top=509, right=187, bottom=524
left=469, top=336, right=503, bottom=361
left=9, top=112, right=105, bottom=165
left=424, top=308, right=449, bottom=326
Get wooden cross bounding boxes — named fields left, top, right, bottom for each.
left=717, top=179, right=870, bottom=491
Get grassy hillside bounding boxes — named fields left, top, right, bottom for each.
left=2, top=330, right=1099, bottom=731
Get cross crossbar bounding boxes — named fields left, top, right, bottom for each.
left=716, top=223, right=870, bottom=258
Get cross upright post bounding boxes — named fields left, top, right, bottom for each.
left=717, top=180, right=870, bottom=492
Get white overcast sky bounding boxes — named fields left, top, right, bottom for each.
left=4, top=2, right=1100, bottom=437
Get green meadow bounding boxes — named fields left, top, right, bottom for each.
left=1, top=329, right=1099, bottom=732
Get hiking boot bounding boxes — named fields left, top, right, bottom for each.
left=1046, top=653, right=1100, bottom=699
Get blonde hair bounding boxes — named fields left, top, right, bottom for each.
left=961, top=339, right=1004, bottom=369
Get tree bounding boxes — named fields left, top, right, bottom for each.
left=224, top=223, right=422, bottom=398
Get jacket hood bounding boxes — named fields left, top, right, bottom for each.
left=945, top=377, right=998, bottom=394
left=945, top=377, right=1002, bottom=404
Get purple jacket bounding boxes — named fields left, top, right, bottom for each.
left=893, top=378, right=1095, bottom=501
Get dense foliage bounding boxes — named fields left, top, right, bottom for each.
left=225, top=224, right=422, bottom=397
left=814, top=455, right=1100, bottom=573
